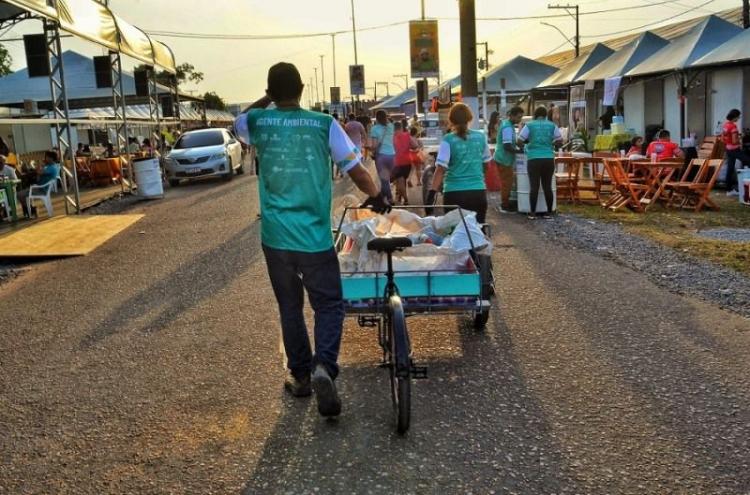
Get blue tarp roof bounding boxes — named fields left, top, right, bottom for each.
left=538, top=43, right=615, bottom=87
left=692, top=26, right=750, bottom=67
left=480, top=56, right=559, bottom=92
left=626, top=15, right=742, bottom=76
left=576, top=32, right=669, bottom=81
left=0, top=50, right=172, bottom=105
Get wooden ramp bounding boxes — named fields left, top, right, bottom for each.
left=0, top=215, right=143, bottom=258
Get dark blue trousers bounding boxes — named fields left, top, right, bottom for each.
left=262, top=245, right=345, bottom=380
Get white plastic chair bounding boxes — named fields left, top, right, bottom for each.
left=27, top=179, right=56, bottom=218
left=0, top=189, right=9, bottom=220
left=51, top=175, right=62, bottom=193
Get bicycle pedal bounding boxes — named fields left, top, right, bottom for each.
left=411, top=365, right=428, bottom=379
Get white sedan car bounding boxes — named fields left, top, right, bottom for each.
left=164, top=128, right=244, bottom=186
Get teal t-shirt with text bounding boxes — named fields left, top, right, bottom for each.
left=239, top=108, right=360, bottom=252
left=435, top=129, right=491, bottom=193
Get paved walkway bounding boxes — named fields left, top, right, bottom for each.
left=1, top=176, right=749, bottom=494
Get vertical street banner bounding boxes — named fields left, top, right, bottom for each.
left=330, top=86, right=341, bottom=104
left=409, top=20, right=439, bottom=79
left=349, top=65, right=365, bottom=96
left=603, top=76, right=622, bottom=106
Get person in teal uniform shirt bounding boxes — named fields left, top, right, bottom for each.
left=517, top=106, right=562, bottom=219
left=235, top=63, right=389, bottom=418
left=18, top=150, right=60, bottom=218
left=427, top=103, right=492, bottom=223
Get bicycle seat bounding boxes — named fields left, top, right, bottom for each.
left=367, top=236, right=413, bottom=253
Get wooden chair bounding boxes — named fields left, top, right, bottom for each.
left=697, top=136, right=724, bottom=160
left=679, top=159, right=723, bottom=212
left=602, top=158, right=649, bottom=212
left=555, top=157, right=580, bottom=203
left=579, top=157, right=605, bottom=202
left=665, top=159, right=706, bottom=208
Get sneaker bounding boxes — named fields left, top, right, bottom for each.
left=540, top=212, right=555, bottom=220
left=527, top=213, right=537, bottom=220
left=284, top=373, right=311, bottom=397
left=311, top=364, right=341, bottom=417
left=726, top=190, right=739, bottom=197
left=498, top=206, right=511, bottom=214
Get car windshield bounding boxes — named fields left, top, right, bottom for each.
left=174, top=131, right=224, bottom=149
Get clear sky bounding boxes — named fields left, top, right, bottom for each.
left=0, top=0, right=739, bottom=103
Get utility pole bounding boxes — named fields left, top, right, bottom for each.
left=393, top=74, right=408, bottom=90
left=420, top=0, right=428, bottom=118
left=308, top=77, right=313, bottom=108
left=743, top=0, right=749, bottom=29
left=459, top=0, right=479, bottom=126
left=331, top=34, right=337, bottom=86
left=350, top=0, right=360, bottom=110
left=476, top=41, right=490, bottom=71
left=375, top=81, right=390, bottom=98
left=313, top=67, right=320, bottom=107
left=320, top=54, right=326, bottom=108
left=548, top=3, right=579, bottom=57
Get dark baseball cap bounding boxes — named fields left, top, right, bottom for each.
left=267, top=62, right=304, bottom=101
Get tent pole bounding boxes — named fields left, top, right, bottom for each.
left=110, top=50, right=132, bottom=193
left=44, top=17, right=80, bottom=214
left=679, top=72, right=687, bottom=141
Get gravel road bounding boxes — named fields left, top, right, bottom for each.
left=2, top=175, right=750, bottom=494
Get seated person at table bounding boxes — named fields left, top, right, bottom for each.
left=127, top=137, right=140, bottom=154
left=1, top=154, right=18, bottom=181
left=74, top=142, right=87, bottom=158
left=82, top=144, right=92, bottom=156
left=646, top=130, right=683, bottom=161
left=17, top=150, right=61, bottom=218
left=104, top=142, right=119, bottom=158
left=626, top=136, right=645, bottom=158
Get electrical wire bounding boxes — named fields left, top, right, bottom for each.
left=580, top=0, right=716, bottom=38
left=143, top=0, right=692, bottom=42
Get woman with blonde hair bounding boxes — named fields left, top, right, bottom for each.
left=427, top=103, right=492, bottom=223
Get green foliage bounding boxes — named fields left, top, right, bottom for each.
left=203, top=91, right=226, bottom=111
left=0, top=43, right=13, bottom=77
left=133, top=62, right=204, bottom=87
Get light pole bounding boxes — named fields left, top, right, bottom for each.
left=331, top=34, right=337, bottom=86
left=320, top=54, right=326, bottom=107
left=375, top=81, right=390, bottom=99
left=540, top=22, right=576, bottom=52
left=350, top=0, right=359, bottom=110
left=547, top=3, right=580, bottom=57
left=459, top=0, right=479, bottom=127
left=313, top=67, right=320, bottom=107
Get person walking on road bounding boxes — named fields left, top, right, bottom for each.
left=722, top=108, right=750, bottom=196
left=518, top=106, right=562, bottom=219
left=369, top=110, right=396, bottom=203
left=427, top=103, right=492, bottom=223
left=493, top=106, right=524, bottom=213
left=344, top=113, right=367, bottom=157
left=392, top=121, right=413, bottom=205
left=235, top=62, right=389, bottom=418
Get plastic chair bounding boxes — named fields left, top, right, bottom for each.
left=0, top=189, right=9, bottom=220
left=27, top=179, right=56, bottom=218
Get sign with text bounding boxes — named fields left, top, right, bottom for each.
left=603, top=76, right=622, bottom=106
left=330, top=86, right=341, bottom=104
left=349, top=65, right=365, bottom=96
left=409, top=20, right=439, bottom=78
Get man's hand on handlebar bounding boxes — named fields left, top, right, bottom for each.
left=361, top=191, right=392, bottom=214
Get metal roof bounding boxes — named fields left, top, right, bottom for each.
left=536, top=7, right=743, bottom=69
left=0, top=51, right=173, bottom=106
left=370, top=87, right=417, bottom=110
left=626, top=15, right=742, bottom=76
left=0, top=0, right=176, bottom=72
left=576, top=31, right=669, bottom=81
left=538, top=43, right=615, bottom=88
left=480, top=56, right=559, bottom=92
left=691, top=26, right=750, bottom=67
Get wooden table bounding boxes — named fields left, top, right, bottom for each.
left=89, top=158, right=122, bottom=187
left=631, top=160, right=682, bottom=210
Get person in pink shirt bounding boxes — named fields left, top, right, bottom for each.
left=392, top=121, right=413, bottom=205
left=722, top=109, right=750, bottom=196
left=344, top=113, right=367, bottom=154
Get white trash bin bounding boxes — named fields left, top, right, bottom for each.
left=515, top=154, right=557, bottom=213
left=133, top=157, right=164, bottom=199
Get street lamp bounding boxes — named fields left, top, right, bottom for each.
left=540, top=21, right=576, bottom=52
left=393, top=74, right=408, bottom=91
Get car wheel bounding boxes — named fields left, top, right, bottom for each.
left=222, top=159, right=233, bottom=181
left=169, top=179, right=180, bottom=187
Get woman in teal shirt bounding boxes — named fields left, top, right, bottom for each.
left=427, top=103, right=492, bottom=223
left=369, top=110, right=396, bottom=203
left=518, top=106, right=562, bottom=219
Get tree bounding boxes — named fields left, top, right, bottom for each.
left=133, top=62, right=203, bottom=88
left=203, top=91, right=226, bottom=111
left=0, top=43, right=13, bottom=77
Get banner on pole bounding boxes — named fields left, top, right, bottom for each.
left=349, top=65, right=365, bottom=96
left=330, top=86, right=341, bottom=104
left=438, top=83, right=451, bottom=105
left=409, top=20, right=439, bottom=78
